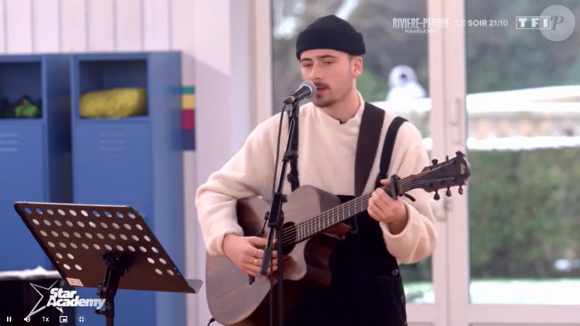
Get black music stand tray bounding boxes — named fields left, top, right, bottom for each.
left=14, top=201, right=203, bottom=326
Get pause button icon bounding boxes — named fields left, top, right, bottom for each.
left=6, top=316, right=12, bottom=322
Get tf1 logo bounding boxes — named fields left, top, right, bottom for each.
left=516, top=16, right=564, bottom=30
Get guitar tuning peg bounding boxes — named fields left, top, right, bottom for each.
left=434, top=191, right=440, bottom=200
left=431, top=159, right=438, bottom=166
left=446, top=187, right=452, bottom=197
left=458, top=185, right=464, bottom=195
left=446, top=155, right=449, bottom=160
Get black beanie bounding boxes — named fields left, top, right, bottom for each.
left=295, top=15, right=366, bottom=60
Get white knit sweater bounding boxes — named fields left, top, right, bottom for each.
left=195, top=93, right=438, bottom=264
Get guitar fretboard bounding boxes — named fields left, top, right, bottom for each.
left=293, top=179, right=412, bottom=242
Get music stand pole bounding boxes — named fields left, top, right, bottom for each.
left=260, top=100, right=300, bottom=326
left=95, top=253, right=125, bottom=326
left=13, top=201, right=203, bottom=326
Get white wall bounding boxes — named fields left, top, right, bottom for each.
left=0, top=1, right=269, bottom=325
left=0, top=0, right=194, bottom=85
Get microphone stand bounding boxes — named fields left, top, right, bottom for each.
left=260, top=100, right=300, bottom=326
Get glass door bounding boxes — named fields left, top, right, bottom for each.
left=267, top=0, right=450, bottom=325
left=445, top=0, right=580, bottom=324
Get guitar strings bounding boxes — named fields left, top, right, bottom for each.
left=277, top=176, right=425, bottom=247
left=278, top=163, right=458, bottom=247
left=276, top=161, right=458, bottom=248
left=287, top=177, right=415, bottom=240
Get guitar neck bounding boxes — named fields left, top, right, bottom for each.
left=295, top=178, right=413, bottom=242
left=290, top=151, right=472, bottom=242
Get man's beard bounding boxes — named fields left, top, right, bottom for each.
left=313, top=85, right=350, bottom=108
left=312, top=94, right=337, bottom=108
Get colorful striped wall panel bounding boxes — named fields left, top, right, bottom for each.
left=182, top=86, right=196, bottom=150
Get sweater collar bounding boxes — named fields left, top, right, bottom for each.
left=313, top=91, right=365, bottom=126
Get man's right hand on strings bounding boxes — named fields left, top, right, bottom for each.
left=222, top=234, right=280, bottom=277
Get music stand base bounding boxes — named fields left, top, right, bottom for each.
left=94, top=253, right=126, bottom=326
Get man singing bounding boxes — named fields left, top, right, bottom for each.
left=196, top=15, right=437, bottom=326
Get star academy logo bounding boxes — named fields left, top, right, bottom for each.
left=26, top=280, right=106, bottom=318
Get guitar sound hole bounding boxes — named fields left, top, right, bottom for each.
left=281, top=222, right=297, bottom=255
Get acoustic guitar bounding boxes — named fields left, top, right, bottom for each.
left=205, top=151, right=471, bottom=326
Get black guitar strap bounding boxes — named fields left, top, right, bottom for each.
left=351, top=102, right=407, bottom=234
left=348, top=102, right=384, bottom=235
left=354, top=102, right=386, bottom=197
left=374, top=115, right=408, bottom=188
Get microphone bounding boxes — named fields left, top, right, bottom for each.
left=283, top=81, right=316, bottom=105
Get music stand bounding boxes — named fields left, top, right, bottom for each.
left=14, top=201, right=203, bottom=326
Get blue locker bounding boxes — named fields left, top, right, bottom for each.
left=0, top=55, right=72, bottom=272
left=70, top=52, right=185, bottom=326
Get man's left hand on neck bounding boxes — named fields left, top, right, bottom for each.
left=367, top=179, right=410, bottom=234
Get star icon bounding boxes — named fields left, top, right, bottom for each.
left=26, top=279, right=63, bottom=318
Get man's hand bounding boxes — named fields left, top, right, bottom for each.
left=222, top=234, right=279, bottom=277
left=367, top=179, right=409, bottom=233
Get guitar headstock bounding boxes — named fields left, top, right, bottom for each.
left=405, top=151, right=471, bottom=200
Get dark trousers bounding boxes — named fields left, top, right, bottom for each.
left=284, top=270, right=408, bottom=326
